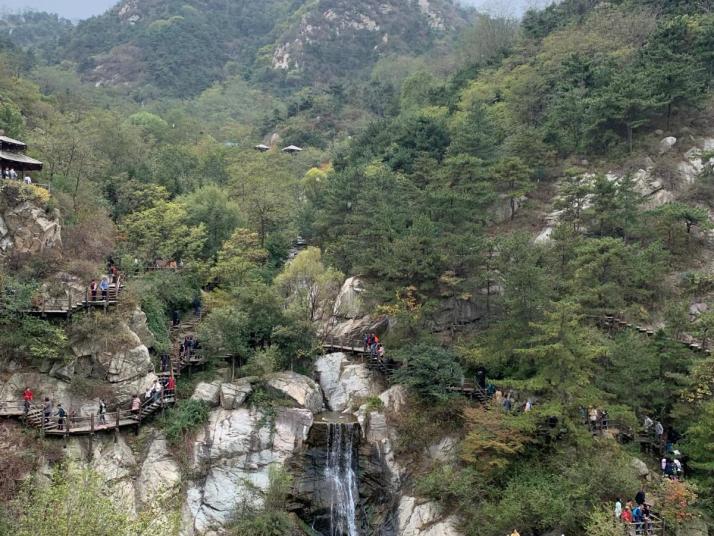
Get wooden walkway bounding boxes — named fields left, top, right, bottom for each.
left=0, top=313, right=210, bottom=437
left=24, top=283, right=123, bottom=317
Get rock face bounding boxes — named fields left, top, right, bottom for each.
left=219, top=379, right=253, bottom=410
left=265, top=371, right=324, bottom=413
left=71, top=320, right=153, bottom=384
left=315, top=352, right=382, bottom=412
left=136, top=433, right=182, bottom=505
left=0, top=185, right=61, bottom=254
left=398, top=496, right=462, bottom=536
left=183, top=407, right=313, bottom=534
left=333, top=276, right=368, bottom=319
left=191, top=381, right=221, bottom=406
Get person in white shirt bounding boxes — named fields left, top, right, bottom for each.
left=615, top=498, right=622, bottom=519
left=23, top=176, right=31, bottom=184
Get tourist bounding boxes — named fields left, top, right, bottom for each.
left=524, top=399, right=533, bottom=412
left=363, top=333, right=371, bottom=352
left=110, top=265, right=118, bottom=284
left=654, top=421, right=664, bottom=443
left=172, top=310, right=180, bottom=327
left=370, top=333, right=379, bottom=356
left=614, top=498, right=622, bottom=519
left=89, top=279, right=98, bottom=302
left=631, top=504, right=643, bottom=534
left=161, top=353, right=170, bottom=373
left=9, top=168, right=17, bottom=179
left=377, top=344, right=385, bottom=360
left=621, top=506, right=633, bottom=523
left=192, top=294, right=202, bottom=318
left=661, top=457, right=667, bottom=474
left=502, top=394, right=512, bottom=412
left=23, top=175, right=31, bottom=184
left=166, top=374, right=176, bottom=396
left=644, top=415, right=654, bottom=432
left=642, top=503, right=652, bottom=535
left=55, top=403, right=66, bottom=430
left=22, top=386, right=33, bottom=414
left=99, top=277, right=109, bottom=300
left=43, top=397, right=52, bottom=426
left=635, top=489, right=645, bottom=506
left=152, top=380, right=163, bottom=403
left=131, top=394, right=141, bottom=417
left=674, top=458, right=683, bottom=477
left=494, top=389, right=503, bottom=406
left=588, top=407, right=598, bottom=432
left=601, top=409, right=609, bottom=430
left=98, top=399, right=107, bottom=425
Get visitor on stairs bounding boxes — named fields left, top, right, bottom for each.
left=377, top=344, right=385, bottom=360
left=110, top=265, right=119, bottom=284
left=55, top=403, right=66, bottom=430
left=166, top=375, right=176, bottom=396
left=22, top=386, right=33, bottom=414
left=655, top=421, right=664, bottom=444
left=89, top=279, right=98, bottom=302
left=99, top=277, right=109, bottom=300
left=98, top=399, right=107, bottom=425
left=43, top=397, right=52, bottom=426
left=172, top=310, right=180, bottom=327
left=131, top=394, right=141, bottom=417
left=144, top=385, right=153, bottom=403
left=193, top=294, right=202, bottom=318
left=151, top=380, right=163, bottom=403
left=615, top=498, right=622, bottom=519
left=161, top=353, right=170, bottom=372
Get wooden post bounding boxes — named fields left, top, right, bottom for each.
left=85, top=289, right=89, bottom=310
left=89, top=413, right=95, bottom=460
left=64, top=415, right=70, bottom=448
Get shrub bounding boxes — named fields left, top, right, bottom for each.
left=159, top=399, right=210, bottom=445
left=391, top=343, right=463, bottom=402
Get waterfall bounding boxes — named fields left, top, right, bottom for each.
left=325, top=423, right=359, bottom=536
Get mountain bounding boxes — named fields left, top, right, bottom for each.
left=53, top=0, right=469, bottom=97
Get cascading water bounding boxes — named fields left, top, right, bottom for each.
left=325, top=422, right=359, bottom=536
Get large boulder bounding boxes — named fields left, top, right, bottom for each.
left=71, top=321, right=152, bottom=384
left=659, top=136, right=677, bottom=154
left=136, top=433, right=181, bottom=505
left=0, top=193, right=62, bottom=255
left=183, top=407, right=313, bottom=534
left=379, top=385, right=408, bottom=414
left=398, top=496, right=462, bottom=536
left=128, top=307, right=155, bottom=349
left=191, top=382, right=221, bottom=406
left=332, top=276, right=368, bottom=319
left=265, top=371, right=324, bottom=413
left=219, top=380, right=253, bottom=410
left=630, top=457, right=650, bottom=478
left=315, top=352, right=381, bottom=412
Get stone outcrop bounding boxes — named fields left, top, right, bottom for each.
left=315, top=352, right=382, bottom=412
left=71, top=320, right=153, bottom=384
left=265, top=371, right=324, bottom=413
left=398, top=496, right=462, bottom=536
left=191, top=381, right=221, bottom=406
left=136, top=433, right=181, bottom=505
left=333, top=276, right=368, bottom=319
left=219, top=379, right=253, bottom=410
left=183, top=407, right=313, bottom=534
left=0, top=185, right=61, bottom=255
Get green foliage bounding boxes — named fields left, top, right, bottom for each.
left=160, top=399, right=210, bottom=446
left=8, top=465, right=174, bottom=535
left=392, top=343, right=463, bottom=402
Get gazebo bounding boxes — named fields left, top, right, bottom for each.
left=254, top=144, right=271, bottom=152
left=0, top=134, right=43, bottom=177
left=282, top=145, right=303, bottom=155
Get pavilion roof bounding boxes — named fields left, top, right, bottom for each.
left=0, top=135, right=27, bottom=150
left=0, top=150, right=43, bottom=170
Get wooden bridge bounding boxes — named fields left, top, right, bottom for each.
left=25, top=282, right=123, bottom=317
left=322, top=336, right=400, bottom=376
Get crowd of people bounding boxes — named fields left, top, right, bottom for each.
left=19, top=375, right=176, bottom=431
left=2, top=167, right=33, bottom=184
left=363, top=333, right=385, bottom=360
left=87, top=260, right=122, bottom=303
left=614, top=490, right=656, bottom=534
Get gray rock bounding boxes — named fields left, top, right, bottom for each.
left=659, top=136, right=677, bottom=154
left=49, top=360, right=75, bottom=382
left=397, top=496, right=462, bottom=536
left=191, top=381, right=221, bottom=406
left=379, top=385, right=408, bottom=414
left=128, top=307, right=155, bottom=348
left=219, top=380, right=252, bottom=410
left=265, top=371, right=324, bottom=413
left=332, top=276, right=368, bottom=319
left=630, top=457, right=649, bottom=478
left=315, top=352, right=380, bottom=412
left=136, top=433, right=181, bottom=505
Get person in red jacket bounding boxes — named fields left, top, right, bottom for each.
left=22, top=386, right=33, bottom=414
left=621, top=506, right=633, bottom=523
left=166, top=375, right=176, bottom=396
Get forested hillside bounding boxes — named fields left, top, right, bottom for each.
left=1, top=0, right=714, bottom=535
